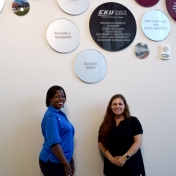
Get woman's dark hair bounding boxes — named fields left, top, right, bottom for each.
left=45, top=85, right=66, bottom=107
left=99, top=94, right=131, bottom=149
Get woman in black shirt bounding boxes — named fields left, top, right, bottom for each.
left=98, top=94, right=145, bottom=176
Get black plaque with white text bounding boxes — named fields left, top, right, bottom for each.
left=89, top=2, right=136, bottom=52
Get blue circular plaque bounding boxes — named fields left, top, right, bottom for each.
left=89, top=2, right=137, bottom=52
left=74, top=49, right=107, bottom=84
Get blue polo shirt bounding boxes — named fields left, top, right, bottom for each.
left=39, top=106, right=75, bottom=163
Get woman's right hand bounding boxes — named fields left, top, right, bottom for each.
left=70, top=162, right=75, bottom=176
left=64, top=163, right=72, bottom=176
left=110, top=156, right=119, bottom=164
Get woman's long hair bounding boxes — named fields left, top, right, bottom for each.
left=99, top=94, right=131, bottom=149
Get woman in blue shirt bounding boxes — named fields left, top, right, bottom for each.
left=39, top=85, right=75, bottom=176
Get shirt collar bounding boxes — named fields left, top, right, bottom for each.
left=48, top=105, right=66, bottom=117
left=48, top=105, right=60, bottom=113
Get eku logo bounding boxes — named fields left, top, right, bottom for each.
left=98, top=10, right=114, bottom=15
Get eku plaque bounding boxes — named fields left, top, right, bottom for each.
left=89, top=2, right=137, bottom=52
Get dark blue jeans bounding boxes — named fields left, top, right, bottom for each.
left=39, top=159, right=65, bottom=176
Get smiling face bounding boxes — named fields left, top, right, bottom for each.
left=111, top=98, right=125, bottom=117
left=49, top=90, right=66, bottom=110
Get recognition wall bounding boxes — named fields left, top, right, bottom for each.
left=0, top=0, right=176, bottom=176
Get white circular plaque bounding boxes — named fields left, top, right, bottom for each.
left=142, top=10, right=170, bottom=41
left=57, top=0, right=89, bottom=15
left=74, top=49, right=107, bottom=84
left=46, top=19, right=80, bottom=53
left=0, top=0, right=4, bottom=13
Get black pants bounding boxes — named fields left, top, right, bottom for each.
left=107, top=174, right=141, bottom=176
left=106, top=170, right=141, bottom=176
left=107, top=175, right=140, bottom=176
left=39, top=159, right=65, bottom=176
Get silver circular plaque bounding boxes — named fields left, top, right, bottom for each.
left=57, top=0, right=89, bottom=15
left=46, top=19, right=80, bottom=53
left=74, top=49, right=107, bottom=84
left=12, top=0, right=30, bottom=16
left=0, top=0, right=4, bottom=13
left=141, top=10, right=170, bottom=41
left=135, top=42, right=149, bottom=59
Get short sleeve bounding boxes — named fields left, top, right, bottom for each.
left=45, top=118, right=61, bottom=147
left=131, top=117, right=143, bottom=136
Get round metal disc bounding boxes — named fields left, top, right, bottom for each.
left=0, top=0, right=4, bottom=13
left=74, top=49, right=107, bottom=84
left=46, top=19, right=80, bottom=53
left=12, top=0, right=30, bottom=16
left=57, top=0, right=89, bottom=15
left=141, top=10, right=170, bottom=41
left=135, top=42, right=149, bottom=59
left=135, top=0, right=159, bottom=7
left=89, top=2, right=137, bottom=52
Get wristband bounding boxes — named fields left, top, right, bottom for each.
left=123, top=155, right=127, bottom=160
left=124, top=154, right=130, bottom=160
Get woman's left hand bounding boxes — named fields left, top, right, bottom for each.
left=115, top=156, right=126, bottom=167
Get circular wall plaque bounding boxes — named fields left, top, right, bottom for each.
left=12, top=0, right=30, bottom=16
left=135, top=42, right=149, bottom=59
left=46, top=19, right=80, bottom=53
left=89, top=2, right=137, bottom=52
left=135, top=0, right=159, bottom=7
left=74, top=49, right=107, bottom=84
left=57, top=0, right=89, bottom=15
left=0, top=0, right=4, bottom=13
left=166, top=0, right=176, bottom=21
left=141, top=10, right=170, bottom=41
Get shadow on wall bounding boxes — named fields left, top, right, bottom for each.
left=70, top=101, right=105, bottom=176
left=1, top=97, right=44, bottom=175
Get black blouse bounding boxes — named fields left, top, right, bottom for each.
left=99, top=117, right=145, bottom=176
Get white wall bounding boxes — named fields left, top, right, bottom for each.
left=0, top=0, right=176, bottom=175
